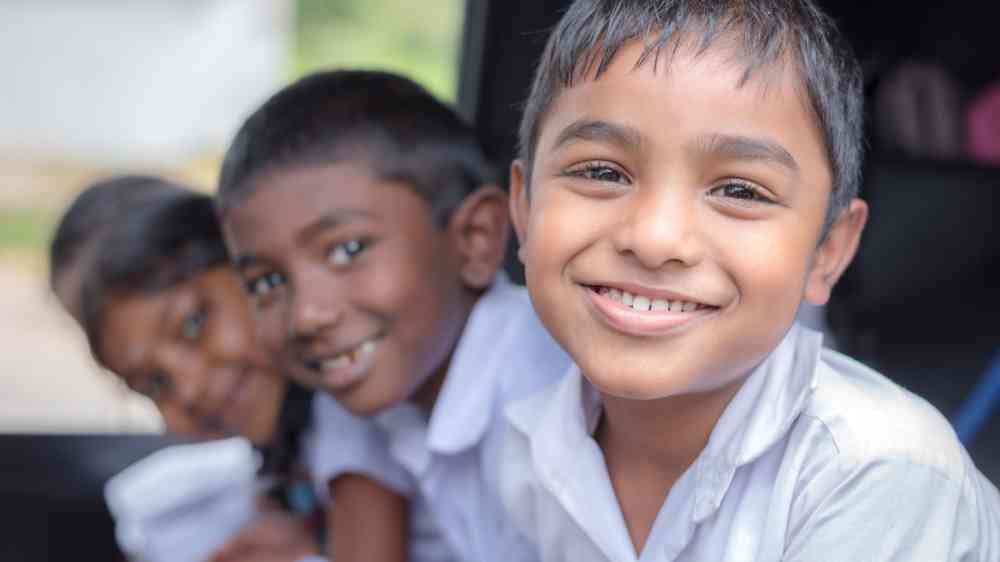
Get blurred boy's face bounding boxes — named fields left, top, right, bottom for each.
left=511, top=39, right=865, bottom=401
left=100, top=267, right=286, bottom=445
left=223, top=164, right=472, bottom=416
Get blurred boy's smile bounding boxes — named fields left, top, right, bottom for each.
left=224, top=163, right=473, bottom=415
left=512, top=38, right=852, bottom=401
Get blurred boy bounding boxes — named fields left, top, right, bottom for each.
left=216, top=70, right=571, bottom=561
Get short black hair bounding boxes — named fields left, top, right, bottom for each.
left=519, top=0, right=864, bottom=227
left=217, top=69, right=495, bottom=225
left=49, top=175, right=181, bottom=296
left=81, top=188, right=229, bottom=363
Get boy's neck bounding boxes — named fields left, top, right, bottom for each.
left=411, top=363, right=449, bottom=415
left=409, top=288, right=481, bottom=417
left=595, top=376, right=746, bottom=553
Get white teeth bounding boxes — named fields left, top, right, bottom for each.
left=359, top=340, right=376, bottom=355
left=320, top=339, right=376, bottom=371
left=601, top=286, right=707, bottom=314
left=631, top=296, right=651, bottom=311
left=323, top=355, right=351, bottom=370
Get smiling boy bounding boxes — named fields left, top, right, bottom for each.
left=216, top=70, right=571, bottom=562
left=502, top=1, right=1000, bottom=560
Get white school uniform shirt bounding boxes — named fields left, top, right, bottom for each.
left=501, top=324, right=1000, bottom=562
left=305, top=274, right=572, bottom=562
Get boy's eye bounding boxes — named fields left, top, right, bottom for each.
left=246, top=272, right=285, bottom=299
left=136, top=371, right=173, bottom=401
left=328, top=238, right=368, bottom=267
left=566, top=162, right=630, bottom=184
left=709, top=181, right=776, bottom=205
left=180, top=309, right=206, bottom=342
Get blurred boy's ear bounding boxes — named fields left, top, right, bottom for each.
left=804, top=198, right=868, bottom=305
left=508, top=160, right=529, bottom=264
left=449, top=184, right=509, bottom=289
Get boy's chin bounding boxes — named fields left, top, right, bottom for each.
left=325, top=381, right=404, bottom=418
left=582, top=362, right=735, bottom=402
left=587, top=375, right=691, bottom=401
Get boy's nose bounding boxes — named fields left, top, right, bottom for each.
left=611, top=186, right=704, bottom=270
left=205, top=312, right=255, bottom=365
left=288, top=273, right=344, bottom=340
left=155, top=348, right=208, bottom=411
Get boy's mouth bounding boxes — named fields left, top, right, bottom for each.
left=303, top=337, right=379, bottom=391
left=593, top=285, right=714, bottom=313
left=585, top=284, right=719, bottom=336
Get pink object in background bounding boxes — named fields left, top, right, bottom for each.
left=967, top=81, right=1000, bottom=166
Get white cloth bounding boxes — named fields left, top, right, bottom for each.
left=501, top=324, right=1000, bottom=562
left=304, top=391, right=449, bottom=562
left=104, top=437, right=260, bottom=562
left=305, top=275, right=572, bottom=562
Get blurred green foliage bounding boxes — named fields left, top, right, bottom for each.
left=292, top=0, right=464, bottom=101
left=0, top=208, right=56, bottom=253
left=0, top=1, right=465, bottom=261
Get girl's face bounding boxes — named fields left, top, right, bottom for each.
left=98, top=266, right=286, bottom=445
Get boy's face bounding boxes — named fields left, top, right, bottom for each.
left=223, top=163, right=473, bottom=415
left=511, top=39, right=866, bottom=401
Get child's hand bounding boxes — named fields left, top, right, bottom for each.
left=209, top=511, right=319, bottom=562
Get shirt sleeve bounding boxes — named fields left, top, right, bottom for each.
left=303, top=393, right=415, bottom=504
left=783, top=459, right=987, bottom=562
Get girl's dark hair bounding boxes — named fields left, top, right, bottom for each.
left=216, top=69, right=495, bottom=226
left=261, top=382, right=316, bottom=512
left=520, top=0, right=864, bottom=230
left=49, top=175, right=184, bottom=296
left=62, top=177, right=312, bottom=491
left=81, top=187, right=229, bottom=364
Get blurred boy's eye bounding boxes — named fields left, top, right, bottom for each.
left=136, top=371, right=173, bottom=401
left=180, top=309, right=206, bottom=342
left=246, top=272, right=285, bottom=300
left=328, top=238, right=368, bottom=267
left=709, top=181, right=776, bottom=205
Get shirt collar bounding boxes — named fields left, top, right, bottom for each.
left=690, top=323, right=823, bottom=521
left=507, top=323, right=824, bottom=524
left=377, top=274, right=520, bottom=464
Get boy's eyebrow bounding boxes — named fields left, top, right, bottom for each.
left=233, top=253, right=258, bottom=271
left=296, top=209, right=374, bottom=244
left=696, top=133, right=800, bottom=175
left=551, top=119, right=643, bottom=152
left=232, top=209, right=374, bottom=271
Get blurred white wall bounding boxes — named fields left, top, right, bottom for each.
left=0, top=0, right=291, bottom=166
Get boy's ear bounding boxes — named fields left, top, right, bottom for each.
left=804, top=198, right=868, bottom=306
left=508, top=160, right=530, bottom=264
left=448, top=184, right=510, bottom=290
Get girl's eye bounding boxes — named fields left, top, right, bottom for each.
left=328, top=239, right=368, bottom=266
left=180, top=309, right=206, bottom=342
left=709, top=181, right=775, bottom=204
left=247, top=272, right=285, bottom=299
left=139, top=371, right=173, bottom=401
left=567, top=162, right=630, bottom=184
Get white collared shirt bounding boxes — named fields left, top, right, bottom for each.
left=501, top=324, right=1000, bottom=562
left=305, top=275, right=572, bottom=562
